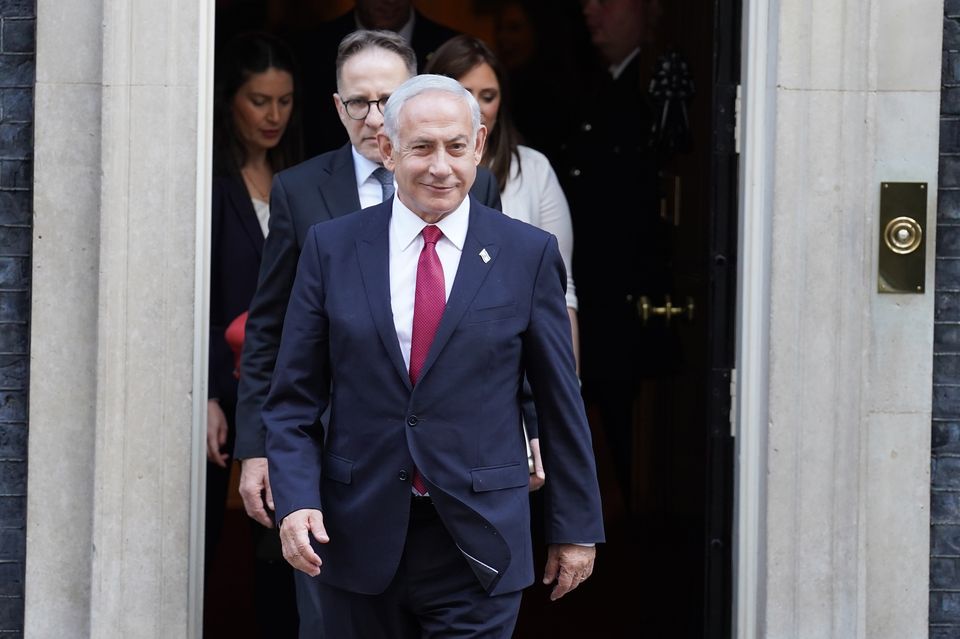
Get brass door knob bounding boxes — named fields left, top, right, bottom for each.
left=637, top=295, right=695, bottom=326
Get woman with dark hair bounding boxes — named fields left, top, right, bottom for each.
left=207, top=31, right=301, bottom=637
left=427, top=35, right=580, bottom=491
left=426, top=35, right=578, bottom=351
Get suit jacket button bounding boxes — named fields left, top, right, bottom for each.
left=407, top=415, right=418, bottom=426
left=399, top=470, right=408, bottom=481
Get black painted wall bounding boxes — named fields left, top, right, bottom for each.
left=0, top=0, right=32, bottom=635
left=933, top=2, right=960, bottom=636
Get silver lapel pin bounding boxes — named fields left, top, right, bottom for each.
left=479, top=248, right=491, bottom=264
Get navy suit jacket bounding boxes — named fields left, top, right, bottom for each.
left=262, top=198, right=604, bottom=597
left=235, top=144, right=502, bottom=459
left=209, top=174, right=264, bottom=410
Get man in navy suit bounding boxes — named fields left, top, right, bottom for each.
left=234, top=31, right=501, bottom=635
left=263, top=74, right=604, bottom=638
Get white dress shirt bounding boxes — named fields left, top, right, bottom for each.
left=352, top=146, right=395, bottom=209
left=389, top=194, right=469, bottom=372
left=609, top=47, right=640, bottom=80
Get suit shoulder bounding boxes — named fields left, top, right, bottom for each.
left=475, top=166, right=496, bottom=189
left=306, top=200, right=385, bottom=244
left=474, top=201, right=553, bottom=246
left=275, top=148, right=344, bottom=185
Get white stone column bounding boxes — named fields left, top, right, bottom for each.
left=738, top=0, right=942, bottom=637
left=26, top=0, right=210, bottom=636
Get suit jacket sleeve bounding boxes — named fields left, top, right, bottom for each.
left=522, top=235, right=605, bottom=544
left=234, top=173, right=300, bottom=459
left=262, top=225, right=330, bottom=521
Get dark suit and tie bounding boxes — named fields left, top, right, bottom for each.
left=233, top=33, right=510, bottom=637
left=263, top=75, right=603, bottom=638
left=233, top=146, right=501, bottom=636
left=234, top=143, right=501, bottom=460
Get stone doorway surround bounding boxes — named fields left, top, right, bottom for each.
left=21, top=0, right=942, bottom=637
left=736, top=0, right=941, bottom=638
left=25, top=0, right=213, bottom=636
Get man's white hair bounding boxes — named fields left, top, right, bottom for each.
left=383, top=74, right=481, bottom=145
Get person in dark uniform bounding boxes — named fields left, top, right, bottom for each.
left=286, top=0, right=461, bottom=157
left=557, top=0, right=669, bottom=508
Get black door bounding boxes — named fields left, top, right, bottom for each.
left=511, top=0, right=739, bottom=635
left=206, top=2, right=740, bottom=637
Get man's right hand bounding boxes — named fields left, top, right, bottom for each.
left=238, top=457, right=275, bottom=528
left=279, top=508, right=329, bottom=577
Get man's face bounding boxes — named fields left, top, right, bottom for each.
left=581, top=0, right=647, bottom=64
left=334, top=48, right=411, bottom=164
left=378, top=92, right=487, bottom=223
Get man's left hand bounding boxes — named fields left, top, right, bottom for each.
left=279, top=508, right=328, bottom=577
left=542, top=543, right=596, bottom=601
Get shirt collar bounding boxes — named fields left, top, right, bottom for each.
left=392, top=194, right=470, bottom=253
left=351, top=145, right=383, bottom=187
left=609, top=47, right=640, bottom=80
left=355, top=9, right=416, bottom=44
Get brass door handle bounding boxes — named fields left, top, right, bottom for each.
left=637, top=295, right=695, bottom=326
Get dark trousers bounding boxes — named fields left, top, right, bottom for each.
left=294, top=566, right=325, bottom=638
left=317, top=498, right=522, bottom=638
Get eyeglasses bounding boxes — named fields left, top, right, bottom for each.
left=342, top=97, right=389, bottom=120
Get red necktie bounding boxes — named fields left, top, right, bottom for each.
left=409, top=225, right=445, bottom=495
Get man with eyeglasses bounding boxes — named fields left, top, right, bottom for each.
left=289, top=0, right=463, bottom=157
left=233, top=30, right=501, bottom=637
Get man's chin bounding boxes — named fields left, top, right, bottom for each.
left=406, top=197, right=461, bottom=221
left=358, top=146, right=384, bottom=165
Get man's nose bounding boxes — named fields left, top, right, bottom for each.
left=430, top=150, right=452, bottom=176
left=364, top=105, right=384, bottom=128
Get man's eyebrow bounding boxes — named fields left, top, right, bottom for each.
left=343, top=93, right=390, bottom=101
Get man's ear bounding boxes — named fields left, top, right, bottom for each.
left=377, top=132, right=396, bottom=170
left=333, top=93, right=346, bottom=121
left=473, top=124, right=488, bottom=165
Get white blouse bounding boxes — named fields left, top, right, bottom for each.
left=499, top=145, right=577, bottom=310
left=252, top=197, right=270, bottom=238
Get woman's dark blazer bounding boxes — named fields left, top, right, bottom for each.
left=209, top=173, right=265, bottom=415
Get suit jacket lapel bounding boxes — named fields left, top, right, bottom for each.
left=356, top=202, right=412, bottom=391
left=319, top=144, right=362, bottom=219
left=227, top=175, right=265, bottom=258
left=417, top=200, right=499, bottom=384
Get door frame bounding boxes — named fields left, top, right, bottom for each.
left=186, top=1, right=770, bottom=636
left=732, top=0, right=777, bottom=637
left=191, top=0, right=217, bottom=636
